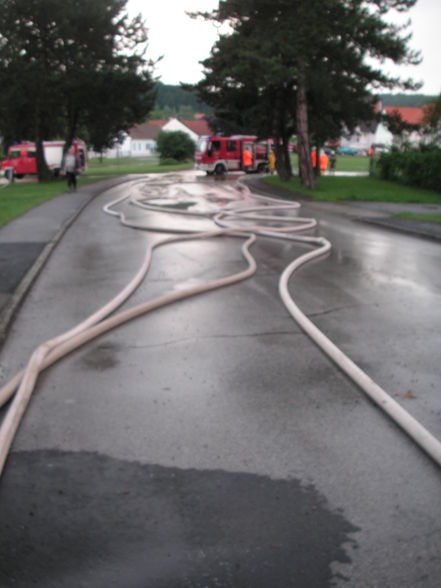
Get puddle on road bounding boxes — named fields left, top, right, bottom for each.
left=144, top=199, right=197, bottom=211
left=1, top=449, right=359, bottom=587
left=121, top=176, right=251, bottom=233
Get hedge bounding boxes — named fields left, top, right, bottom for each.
left=376, top=145, right=441, bottom=193
left=156, top=130, right=195, bottom=162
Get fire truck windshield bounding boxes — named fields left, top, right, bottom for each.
left=197, top=139, right=207, bottom=153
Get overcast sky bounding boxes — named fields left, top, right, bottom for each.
left=128, top=0, right=441, bottom=95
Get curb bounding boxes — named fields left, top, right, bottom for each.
left=356, top=216, right=441, bottom=242
left=0, top=176, right=133, bottom=347
left=244, top=176, right=441, bottom=243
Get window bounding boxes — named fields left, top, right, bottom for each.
left=211, top=141, right=221, bottom=151
left=197, top=139, right=207, bottom=153
left=226, top=141, right=237, bottom=152
left=8, top=150, right=21, bottom=159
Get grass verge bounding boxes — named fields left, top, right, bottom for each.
left=86, top=158, right=192, bottom=175
left=0, top=161, right=193, bottom=228
left=0, top=181, right=70, bottom=228
left=290, top=154, right=369, bottom=173
left=396, top=212, right=441, bottom=224
left=263, top=175, right=441, bottom=204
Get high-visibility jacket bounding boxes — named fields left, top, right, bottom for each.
left=242, top=149, right=252, bottom=168
left=319, top=152, right=328, bottom=171
left=268, top=151, right=276, bottom=171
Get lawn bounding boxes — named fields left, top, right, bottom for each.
left=263, top=174, right=441, bottom=205
left=86, top=157, right=192, bottom=175
left=0, top=180, right=73, bottom=228
left=290, top=154, right=369, bottom=173
left=396, top=212, right=441, bottom=224
left=0, top=159, right=193, bottom=228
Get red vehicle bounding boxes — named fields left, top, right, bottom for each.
left=1, top=139, right=87, bottom=179
left=194, top=135, right=269, bottom=175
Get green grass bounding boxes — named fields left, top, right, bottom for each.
left=264, top=174, right=441, bottom=204
left=290, top=154, right=369, bottom=173
left=0, top=177, right=104, bottom=228
left=0, top=160, right=194, bottom=228
left=396, top=212, right=441, bottom=224
left=0, top=180, right=69, bottom=228
left=86, top=157, right=192, bottom=175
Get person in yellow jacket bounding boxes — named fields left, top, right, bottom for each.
left=268, top=147, right=276, bottom=174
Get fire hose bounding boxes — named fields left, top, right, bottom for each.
left=0, top=176, right=440, bottom=476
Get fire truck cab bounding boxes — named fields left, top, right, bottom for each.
left=1, top=139, right=87, bottom=179
left=195, top=135, right=268, bottom=175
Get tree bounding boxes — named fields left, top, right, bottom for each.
left=82, top=68, right=156, bottom=154
left=191, top=0, right=420, bottom=187
left=156, top=131, right=195, bottom=162
left=0, top=0, right=156, bottom=180
left=422, top=94, right=441, bottom=144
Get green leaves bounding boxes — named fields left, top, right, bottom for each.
left=191, top=0, right=419, bottom=185
left=0, top=0, right=156, bottom=164
left=156, top=131, right=195, bottom=162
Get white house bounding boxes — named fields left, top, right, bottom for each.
left=88, top=117, right=213, bottom=159
left=340, top=104, right=426, bottom=152
left=162, top=117, right=212, bottom=143
left=129, top=120, right=166, bottom=156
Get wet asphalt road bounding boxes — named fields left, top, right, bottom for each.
left=0, top=172, right=440, bottom=587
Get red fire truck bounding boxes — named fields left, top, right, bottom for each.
left=1, top=139, right=87, bottom=179
left=194, top=135, right=269, bottom=175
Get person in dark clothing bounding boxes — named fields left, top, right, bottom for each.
left=64, top=147, right=79, bottom=191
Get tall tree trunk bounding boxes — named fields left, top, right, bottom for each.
left=282, top=136, right=293, bottom=177
left=35, top=135, right=51, bottom=181
left=33, top=92, right=51, bottom=182
left=63, top=101, right=79, bottom=157
left=272, top=92, right=291, bottom=181
left=315, top=144, right=321, bottom=177
left=296, top=66, right=315, bottom=188
left=34, top=103, right=51, bottom=182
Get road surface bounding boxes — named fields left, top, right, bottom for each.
left=0, top=171, right=440, bottom=587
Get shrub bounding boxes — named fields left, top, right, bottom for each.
left=156, top=131, right=195, bottom=162
left=376, top=145, right=441, bottom=193
left=159, top=157, right=179, bottom=166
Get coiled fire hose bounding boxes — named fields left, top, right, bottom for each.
left=0, top=176, right=440, bottom=477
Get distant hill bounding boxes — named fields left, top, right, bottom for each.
left=154, top=83, right=212, bottom=117
left=380, top=93, right=437, bottom=107
left=152, top=85, right=437, bottom=120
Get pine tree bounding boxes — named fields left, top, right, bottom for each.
left=191, top=0, right=419, bottom=187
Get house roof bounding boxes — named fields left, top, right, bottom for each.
left=129, top=118, right=212, bottom=140
left=179, top=119, right=212, bottom=136
left=383, top=106, right=425, bottom=126
left=130, top=120, right=166, bottom=140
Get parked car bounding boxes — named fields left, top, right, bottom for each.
left=336, top=146, right=358, bottom=156
left=371, top=143, right=390, bottom=154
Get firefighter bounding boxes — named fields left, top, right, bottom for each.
left=242, top=147, right=252, bottom=172
left=268, top=147, right=276, bottom=174
left=319, top=150, right=329, bottom=172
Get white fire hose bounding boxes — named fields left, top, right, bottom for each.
left=0, top=176, right=440, bottom=477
